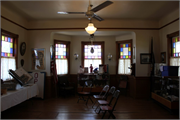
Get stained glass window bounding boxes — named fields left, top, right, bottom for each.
left=84, top=45, right=101, bottom=59
left=120, top=43, right=131, bottom=59
left=55, top=44, right=66, bottom=59
left=1, top=30, right=18, bottom=81
left=1, top=35, right=13, bottom=57
left=172, top=36, right=180, bottom=57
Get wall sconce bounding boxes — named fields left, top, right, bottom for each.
left=74, top=53, right=79, bottom=60
left=108, top=53, right=112, bottom=61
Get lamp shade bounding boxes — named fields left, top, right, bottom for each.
left=85, top=23, right=97, bottom=34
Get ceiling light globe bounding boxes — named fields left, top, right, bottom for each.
left=85, top=23, right=97, bottom=34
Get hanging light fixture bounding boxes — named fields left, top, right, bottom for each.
left=89, top=34, right=95, bottom=54
left=85, top=20, right=97, bottom=35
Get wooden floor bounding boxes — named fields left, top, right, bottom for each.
left=1, top=94, right=179, bottom=119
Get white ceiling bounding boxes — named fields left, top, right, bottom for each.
left=2, top=0, right=179, bottom=21
left=1, top=0, right=179, bottom=36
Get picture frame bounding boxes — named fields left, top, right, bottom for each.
left=161, top=52, right=166, bottom=63
left=20, top=42, right=26, bottom=56
left=31, top=48, right=45, bottom=70
left=140, top=53, right=152, bottom=64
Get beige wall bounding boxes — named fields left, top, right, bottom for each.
left=70, top=36, right=116, bottom=74
left=1, top=5, right=179, bottom=77
left=159, top=8, right=179, bottom=65
left=1, top=7, right=28, bottom=70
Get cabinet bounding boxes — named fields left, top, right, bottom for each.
left=77, top=73, right=110, bottom=93
left=151, top=76, right=179, bottom=112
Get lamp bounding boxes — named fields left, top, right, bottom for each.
left=74, top=53, right=79, bottom=60
left=89, top=34, right=95, bottom=54
left=108, top=53, right=112, bottom=60
left=85, top=21, right=97, bottom=34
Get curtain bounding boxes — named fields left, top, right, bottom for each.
left=1, top=57, right=16, bottom=81
left=170, top=57, right=180, bottom=76
left=118, top=59, right=131, bottom=75
left=56, top=59, right=68, bottom=75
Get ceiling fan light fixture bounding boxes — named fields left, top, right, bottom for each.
left=85, top=23, right=97, bottom=34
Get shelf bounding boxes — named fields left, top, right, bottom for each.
left=151, top=76, right=179, bottom=112
left=77, top=73, right=110, bottom=92
left=151, top=92, right=179, bottom=109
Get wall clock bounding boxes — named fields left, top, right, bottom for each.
left=20, top=42, right=26, bottom=56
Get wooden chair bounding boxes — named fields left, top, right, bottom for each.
left=77, top=80, right=93, bottom=105
left=58, top=75, right=75, bottom=97
left=99, top=90, right=120, bottom=119
left=118, top=75, right=128, bottom=95
left=92, top=85, right=109, bottom=108
left=94, top=86, right=116, bottom=112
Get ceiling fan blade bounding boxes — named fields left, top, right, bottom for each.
left=93, top=14, right=104, bottom=21
left=67, top=12, right=86, bottom=14
left=91, top=1, right=113, bottom=12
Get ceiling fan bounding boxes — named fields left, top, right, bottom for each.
left=58, top=0, right=113, bottom=21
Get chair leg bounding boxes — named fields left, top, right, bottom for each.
left=92, top=100, right=97, bottom=108
left=89, top=96, right=93, bottom=103
left=98, top=108, right=101, bottom=114
left=77, top=97, right=80, bottom=103
left=108, top=111, right=115, bottom=119
left=95, top=104, right=99, bottom=112
left=86, top=97, right=89, bottom=105
left=101, top=110, right=107, bottom=119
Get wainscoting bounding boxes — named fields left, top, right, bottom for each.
left=44, top=75, right=151, bottom=99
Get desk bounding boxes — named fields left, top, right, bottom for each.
left=1, top=84, right=39, bottom=111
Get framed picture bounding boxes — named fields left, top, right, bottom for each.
left=140, top=53, right=152, bottom=64
left=161, top=52, right=166, bottom=63
left=20, top=42, right=26, bottom=56
left=31, top=48, right=45, bottom=70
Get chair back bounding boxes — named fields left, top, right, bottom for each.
left=108, top=90, right=120, bottom=106
left=119, top=75, right=128, bottom=89
left=58, top=75, right=69, bottom=87
left=111, top=90, right=120, bottom=111
left=99, top=85, right=109, bottom=98
left=81, top=80, right=93, bottom=92
left=109, top=86, right=116, bottom=94
left=103, top=86, right=116, bottom=100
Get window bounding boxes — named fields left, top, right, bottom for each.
left=81, top=41, right=104, bottom=71
left=167, top=32, right=180, bottom=76
left=54, top=40, right=70, bottom=75
left=1, top=29, right=18, bottom=81
left=116, top=40, right=133, bottom=75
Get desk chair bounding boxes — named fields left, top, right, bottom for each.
left=77, top=80, right=93, bottom=105
left=92, top=85, right=109, bottom=108
left=99, top=90, right=120, bottom=119
left=94, top=86, right=116, bottom=112
left=118, top=75, right=128, bottom=95
left=58, top=75, right=75, bottom=97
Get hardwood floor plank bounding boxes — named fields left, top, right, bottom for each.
left=1, top=95, right=179, bottom=119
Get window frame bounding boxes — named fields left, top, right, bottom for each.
left=81, top=41, right=104, bottom=68
left=167, top=31, right=179, bottom=65
left=1, top=29, right=18, bottom=69
left=116, top=39, right=133, bottom=75
left=54, top=40, right=70, bottom=75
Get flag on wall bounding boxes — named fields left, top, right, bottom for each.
left=51, top=61, right=58, bottom=84
left=151, top=37, right=155, bottom=76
